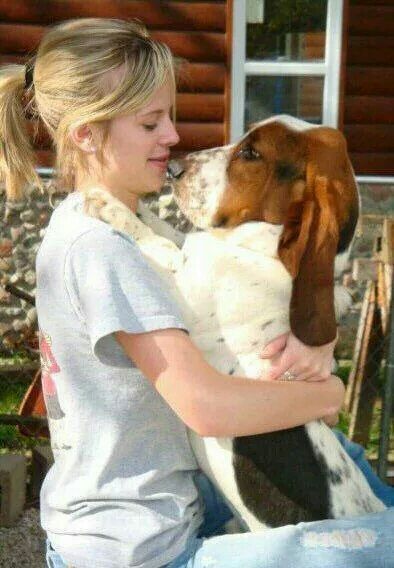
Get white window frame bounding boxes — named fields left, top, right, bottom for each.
left=230, top=0, right=344, bottom=142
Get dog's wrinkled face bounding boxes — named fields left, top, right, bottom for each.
left=169, top=118, right=359, bottom=346
left=170, top=121, right=308, bottom=229
left=170, top=145, right=234, bottom=229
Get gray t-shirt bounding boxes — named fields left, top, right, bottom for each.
left=36, top=192, right=203, bottom=568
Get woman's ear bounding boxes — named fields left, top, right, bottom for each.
left=70, top=123, right=97, bottom=153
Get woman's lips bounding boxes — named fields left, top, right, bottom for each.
left=148, top=157, right=169, bottom=172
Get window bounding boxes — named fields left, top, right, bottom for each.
left=231, top=0, right=344, bottom=141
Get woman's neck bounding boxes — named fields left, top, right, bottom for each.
left=75, top=175, right=139, bottom=213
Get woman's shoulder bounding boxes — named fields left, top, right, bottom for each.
left=47, top=192, right=139, bottom=251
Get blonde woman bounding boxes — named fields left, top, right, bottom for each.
left=0, top=18, right=392, bottom=568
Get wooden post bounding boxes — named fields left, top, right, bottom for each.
left=347, top=283, right=384, bottom=446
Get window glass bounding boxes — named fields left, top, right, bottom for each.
left=245, top=75, right=324, bottom=127
left=247, top=0, right=327, bottom=62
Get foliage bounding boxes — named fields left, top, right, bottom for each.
left=0, top=356, right=44, bottom=451
left=265, top=0, right=327, bottom=33
left=247, top=0, right=326, bottom=60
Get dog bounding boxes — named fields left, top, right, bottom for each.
left=83, top=115, right=386, bottom=531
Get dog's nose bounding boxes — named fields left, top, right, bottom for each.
left=212, top=214, right=229, bottom=228
left=167, top=159, right=185, bottom=180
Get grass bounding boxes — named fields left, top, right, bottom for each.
left=0, top=351, right=47, bottom=453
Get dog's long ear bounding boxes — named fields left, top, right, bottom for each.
left=278, top=127, right=357, bottom=346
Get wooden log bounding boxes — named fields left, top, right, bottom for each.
left=0, top=54, right=25, bottom=65
left=347, top=37, right=394, bottom=67
left=36, top=149, right=54, bottom=168
left=377, top=262, right=389, bottom=335
left=0, top=24, right=226, bottom=63
left=347, top=283, right=384, bottom=446
left=350, top=0, right=394, bottom=4
left=153, top=31, right=226, bottom=62
left=0, top=56, right=226, bottom=94
left=176, top=93, right=224, bottom=122
left=349, top=153, right=394, bottom=176
left=176, top=122, right=224, bottom=150
left=346, top=67, right=394, bottom=97
left=381, top=218, right=394, bottom=266
left=176, top=62, right=226, bottom=92
left=344, top=281, right=373, bottom=412
left=344, top=96, right=394, bottom=125
left=348, top=5, right=394, bottom=35
left=0, top=1, right=227, bottom=32
left=344, top=125, right=394, bottom=153
left=0, top=23, right=44, bottom=53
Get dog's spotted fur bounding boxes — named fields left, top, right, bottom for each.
left=83, top=115, right=385, bottom=530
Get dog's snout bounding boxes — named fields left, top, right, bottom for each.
left=212, top=214, right=229, bottom=228
left=167, top=159, right=185, bottom=180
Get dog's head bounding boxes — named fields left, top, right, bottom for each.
left=170, top=118, right=359, bottom=346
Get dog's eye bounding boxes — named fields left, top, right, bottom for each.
left=237, top=145, right=260, bottom=161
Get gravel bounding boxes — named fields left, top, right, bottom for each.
left=0, top=508, right=47, bottom=568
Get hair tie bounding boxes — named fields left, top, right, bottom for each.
left=24, top=62, right=34, bottom=90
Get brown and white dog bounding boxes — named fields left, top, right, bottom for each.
left=84, top=115, right=385, bottom=531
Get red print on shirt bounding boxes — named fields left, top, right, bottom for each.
left=39, top=331, right=65, bottom=420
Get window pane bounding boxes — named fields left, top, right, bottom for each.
left=247, top=0, right=327, bottom=62
left=245, top=75, right=324, bottom=127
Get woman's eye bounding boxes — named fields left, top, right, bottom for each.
left=237, top=145, right=260, bottom=160
left=143, top=124, right=157, bottom=131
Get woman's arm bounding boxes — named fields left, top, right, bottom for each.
left=115, top=328, right=344, bottom=438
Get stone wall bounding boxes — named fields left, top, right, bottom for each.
left=0, top=181, right=393, bottom=357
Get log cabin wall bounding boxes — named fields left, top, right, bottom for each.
left=342, top=0, right=394, bottom=176
left=0, top=0, right=231, bottom=169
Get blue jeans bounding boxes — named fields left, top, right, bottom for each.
left=46, top=431, right=394, bottom=568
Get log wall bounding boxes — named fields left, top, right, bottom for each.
left=342, top=0, right=394, bottom=176
left=0, top=0, right=230, bottom=167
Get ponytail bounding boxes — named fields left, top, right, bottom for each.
left=0, top=63, right=43, bottom=201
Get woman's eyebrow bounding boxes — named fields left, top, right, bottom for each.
left=138, top=109, right=164, bottom=118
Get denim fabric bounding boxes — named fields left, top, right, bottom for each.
left=333, top=429, right=394, bottom=507
left=46, top=538, right=68, bottom=568
left=46, top=432, right=394, bottom=568
left=166, top=509, right=394, bottom=568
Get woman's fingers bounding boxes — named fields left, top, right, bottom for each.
left=260, top=333, right=289, bottom=359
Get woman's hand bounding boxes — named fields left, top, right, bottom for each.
left=260, top=331, right=338, bottom=382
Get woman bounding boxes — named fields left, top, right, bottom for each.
left=0, top=18, right=392, bottom=568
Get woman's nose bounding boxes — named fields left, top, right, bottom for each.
left=162, top=117, right=180, bottom=147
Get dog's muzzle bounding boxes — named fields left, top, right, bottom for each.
left=167, top=159, right=185, bottom=180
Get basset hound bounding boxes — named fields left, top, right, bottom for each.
left=83, top=115, right=385, bottom=532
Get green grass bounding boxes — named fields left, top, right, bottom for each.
left=334, top=361, right=352, bottom=437
left=0, top=353, right=45, bottom=452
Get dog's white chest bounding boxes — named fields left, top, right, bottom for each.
left=177, top=229, right=292, bottom=376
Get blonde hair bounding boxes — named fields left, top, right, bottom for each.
left=0, top=18, right=176, bottom=200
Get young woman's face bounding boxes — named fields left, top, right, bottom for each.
left=95, top=80, right=180, bottom=208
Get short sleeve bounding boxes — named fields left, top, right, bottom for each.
left=64, top=228, right=187, bottom=366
